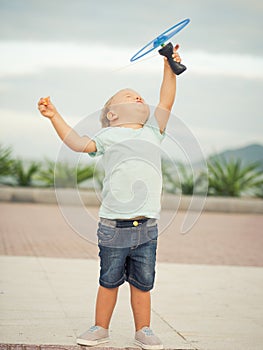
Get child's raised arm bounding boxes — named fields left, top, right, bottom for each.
left=38, top=97, right=96, bottom=153
left=155, top=44, right=181, bottom=133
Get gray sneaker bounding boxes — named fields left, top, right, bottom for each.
left=135, top=327, right=163, bottom=350
left=76, top=325, right=109, bottom=346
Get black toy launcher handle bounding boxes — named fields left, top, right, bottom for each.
left=158, top=42, right=186, bottom=75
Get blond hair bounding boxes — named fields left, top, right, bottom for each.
left=100, top=95, right=115, bottom=128
left=100, top=89, right=132, bottom=128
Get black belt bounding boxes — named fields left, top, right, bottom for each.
left=116, top=218, right=148, bottom=228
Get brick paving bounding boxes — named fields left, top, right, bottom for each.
left=0, top=202, right=263, bottom=266
left=1, top=202, right=263, bottom=350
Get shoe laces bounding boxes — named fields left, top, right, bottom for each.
left=142, top=327, right=154, bottom=336
left=89, top=325, right=100, bottom=333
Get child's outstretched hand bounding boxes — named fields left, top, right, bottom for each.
left=163, top=44, right=182, bottom=65
left=172, top=44, right=181, bottom=63
left=38, top=96, right=58, bottom=119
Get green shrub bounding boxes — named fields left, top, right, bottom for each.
left=13, top=159, right=41, bottom=187
left=162, top=159, right=206, bottom=195
left=0, top=144, right=14, bottom=177
left=208, top=156, right=263, bottom=197
left=38, top=160, right=96, bottom=188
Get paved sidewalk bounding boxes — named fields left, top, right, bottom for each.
left=1, top=203, right=263, bottom=349
left=1, top=203, right=263, bottom=266
left=1, top=256, right=263, bottom=350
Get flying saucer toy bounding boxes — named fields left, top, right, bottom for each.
left=130, top=18, right=190, bottom=75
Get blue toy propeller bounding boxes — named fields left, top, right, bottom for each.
left=130, top=18, right=190, bottom=75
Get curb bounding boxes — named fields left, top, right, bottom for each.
left=0, top=187, right=100, bottom=206
left=0, top=345, right=145, bottom=350
left=0, top=345, right=144, bottom=350
left=162, top=193, right=263, bottom=214
left=0, top=345, right=187, bottom=350
left=0, top=186, right=262, bottom=214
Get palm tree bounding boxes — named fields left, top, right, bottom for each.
left=12, top=159, right=41, bottom=187
left=0, top=144, right=14, bottom=177
left=38, top=160, right=96, bottom=188
left=162, top=159, right=205, bottom=195
left=207, top=156, right=263, bottom=197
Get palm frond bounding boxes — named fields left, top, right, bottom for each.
left=208, top=156, right=263, bottom=197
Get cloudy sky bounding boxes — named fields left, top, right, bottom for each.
left=0, top=0, right=262, bottom=162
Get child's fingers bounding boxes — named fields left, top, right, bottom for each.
left=38, top=104, right=46, bottom=112
left=172, top=53, right=181, bottom=63
left=38, top=100, right=47, bottom=109
left=38, top=98, right=46, bottom=106
left=172, top=45, right=181, bottom=63
left=42, top=96, right=50, bottom=106
left=38, top=96, right=50, bottom=106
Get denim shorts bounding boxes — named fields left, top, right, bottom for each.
left=97, top=218, right=158, bottom=292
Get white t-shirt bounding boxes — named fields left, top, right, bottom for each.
left=89, top=121, right=165, bottom=219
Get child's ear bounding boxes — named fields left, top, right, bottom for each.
left=106, top=111, right=118, bottom=122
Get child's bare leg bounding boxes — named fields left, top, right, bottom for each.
left=95, top=285, right=119, bottom=329
left=130, top=284, right=151, bottom=331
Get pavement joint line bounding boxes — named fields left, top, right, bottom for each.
left=151, top=309, right=199, bottom=350
left=35, top=257, right=78, bottom=338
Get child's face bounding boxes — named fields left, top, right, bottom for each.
left=108, top=89, right=150, bottom=126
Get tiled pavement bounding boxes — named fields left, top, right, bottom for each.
left=1, top=203, right=263, bottom=350
left=1, top=203, right=263, bottom=266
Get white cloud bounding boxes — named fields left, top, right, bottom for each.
left=186, top=51, right=263, bottom=79
left=1, top=41, right=263, bottom=80
left=0, top=41, right=139, bottom=76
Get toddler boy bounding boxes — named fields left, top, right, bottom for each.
left=38, top=45, right=182, bottom=349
